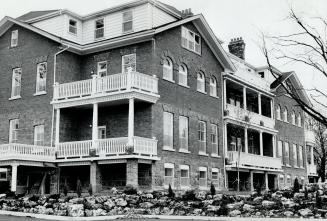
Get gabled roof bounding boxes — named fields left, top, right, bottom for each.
left=17, top=10, right=60, bottom=22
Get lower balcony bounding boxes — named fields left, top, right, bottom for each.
left=56, top=136, right=157, bottom=160
left=227, top=151, right=282, bottom=172
left=0, top=143, right=55, bottom=162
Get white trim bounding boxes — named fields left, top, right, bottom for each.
left=180, top=164, right=189, bottom=170
left=199, top=166, right=207, bottom=171
left=212, top=168, right=219, bottom=173
left=0, top=168, right=8, bottom=172
left=164, top=163, right=174, bottom=168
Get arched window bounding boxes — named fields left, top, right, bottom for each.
left=283, top=107, right=288, bottom=122
left=291, top=111, right=296, bottom=125
left=276, top=105, right=281, bottom=120
left=209, top=77, right=217, bottom=97
left=197, top=72, right=205, bottom=93
left=297, top=114, right=302, bottom=127
left=163, top=57, right=173, bottom=81
left=178, top=64, right=188, bottom=86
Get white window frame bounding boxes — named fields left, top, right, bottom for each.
left=122, top=54, right=136, bottom=73
left=36, top=62, right=47, bottom=94
left=163, top=57, right=173, bottom=82
left=276, top=105, right=281, bottom=120
left=164, top=163, right=174, bottom=188
left=299, top=145, right=303, bottom=167
left=98, top=126, right=106, bottom=139
left=178, top=64, right=188, bottom=86
left=297, top=114, right=302, bottom=127
left=122, top=10, right=133, bottom=33
left=284, top=142, right=290, bottom=166
left=163, top=112, right=174, bottom=150
left=11, top=68, right=22, bottom=98
left=180, top=165, right=190, bottom=189
left=283, top=107, right=288, bottom=122
left=181, top=26, right=201, bottom=54
left=209, top=77, right=217, bottom=97
left=179, top=116, right=189, bottom=151
left=293, top=144, right=298, bottom=167
left=34, top=124, right=45, bottom=146
left=9, top=119, right=19, bottom=143
left=198, top=167, right=207, bottom=189
left=198, top=121, right=207, bottom=154
left=197, top=72, right=205, bottom=93
left=68, top=19, right=77, bottom=34
left=279, top=174, right=285, bottom=188
left=291, top=111, right=296, bottom=125
left=11, top=30, right=18, bottom=47
left=97, top=61, right=107, bottom=77
left=210, top=124, right=218, bottom=156
left=94, top=18, right=105, bottom=39
left=278, top=140, right=283, bottom=159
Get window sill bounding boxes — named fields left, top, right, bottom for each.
left=163, top=146, right=175, bottom=152
left=294, top=166, right=299, bottom=168
left=9, top=96, right=21, bottom=100
left=122, top=30, right=134, bottom=35
left=199, top=152, right=209, bottom=156
left=210, top=95, right=219, bottom=99
left=197, top=90, right=207, bottom=95
left=34, top=91, right=47, bottom=96
left=211, top=153, right=221, bottom=158
left=179, top=149, right=191, bottom=154
left=285, top=164, right=292, bottom=168
left=178, top=83, right=190, bottom=88
left=163, top=78, right=175, bottom=84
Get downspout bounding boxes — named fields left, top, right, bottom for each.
left=221, top=72, right=227, bottom=190
left=50, top=45, right=70, bottom=147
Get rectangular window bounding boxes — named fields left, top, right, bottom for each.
left=36, top=62, right=47, bottom=93
left=199, top=167, right=207, bottom=188
left=179, top=116, right=188, bottom=151
left=122, top=54, right=136, bottom=73
left=122, top=10, right=133, bottom=33
left=181, top=26, right=201, bottom=54
left=293, top=144, right=298, bottom=167
left=279, top=175, right=284, bottom=188
left=299, top=145, right=303, bottom=167
left=11, top=30, right=18, bottom=47
left=284, top=142, right=290, bottom=165
left=0, top=169, right=7, bottom=181
left=164, top=163, right=174, bottom=188
left=9, top=119, right=19, bottom=143
left=198, top=121, right=206, bottom=154
left=95, top=18, right=104, bottom=39
left=210, top=124, right=218, bottom=155
left=97, top=61, right=107, bottom=77
left=69, top=19, right=77, bottom=34
left=287, top=175, right=292, bottom=186
left=11, top=68, right=22, bottom=98
left=34, top=125, right=44, bottom=146
left=163, top=112, right=174, bottom=149
left=278, top=140, right=283, bottom=163
left=180, top=165, right=190, bottom=188
left=98, top=126, right=106, bottom=139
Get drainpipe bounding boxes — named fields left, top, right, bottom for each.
left=50, top=45, right=70, bottom=147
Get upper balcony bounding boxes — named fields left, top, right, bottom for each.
left=307, top=164, right=318, bottom=176
left=305, top=130, right=315, bottom=144
left=52, top=71, right=159, bottom=109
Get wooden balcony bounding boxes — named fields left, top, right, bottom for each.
left=52, top=71, right=159, bottom=108
left=0, top=143, right=55, bottom=162
left=227, top=151, right=282, bottom=172
left=56, top=136, right=158, bottom=160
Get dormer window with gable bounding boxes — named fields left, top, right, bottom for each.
left=95, top=18, right=104, bottom=39
left=181, top=26, right=201, bottom=54
left=11, top=30, right=18, bottom=47
left=68, top=19, right=77, bottom=34
left=122, top=10, right=133, bottom=33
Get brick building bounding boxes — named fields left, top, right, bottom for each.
left=0, top=0, right=317, bottom=194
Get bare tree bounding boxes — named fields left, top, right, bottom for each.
left=261, top=9, right=327, bottom=127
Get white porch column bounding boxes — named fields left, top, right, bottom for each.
left=249, top=170, right=254, bottom=192
left=272, top=135, right=276, bottom=158
left=55, top=108, right=60, bottom=146
left=243, top=87, right=247, bottom=110
left=258, top=93, right=262, bottom=115
left=264, top=172, right=269, bottom=190
left=270, top=99, right=274, bottom=119
left=11, top=164, right=18, bottom=192
left=244, top=127, right=248, bottom=153
left=224, top=123, right=228, bottom=154
left=259, top=131, right=263, bottom=156
left=223, top=79, right=227, bottom=108
left=128, top=98, right=135, bottom=146
left=92, top=103, right=98, bottom=149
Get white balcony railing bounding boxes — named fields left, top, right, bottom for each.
left=307, top=164, right=317, bottom=176
left=56, top=136, right=157, bottom=159
left=0, top=143, right=55, bottom=162
left=227, top=151, right=282, bottom=171
left=53, top=71, right=158, bottom=101
left=225, top=104, right=275, bottom=129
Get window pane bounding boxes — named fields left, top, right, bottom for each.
left=165, top=168, right=173, bottom=177
left=163, top=112, right=173, bottom=148
left=181, top=169, right=189, bottom=177
left=122, top=54, right=136, bottom=73
left=12, top=68, right=21, bottom=97
left=179, top=116, right=188, bottom=150
left=36, top=63, right=47, bottom=92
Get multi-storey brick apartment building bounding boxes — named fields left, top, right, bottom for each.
left=0, top=0, right=317, bottom=194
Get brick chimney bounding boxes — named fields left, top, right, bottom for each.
left=228, top=37, right=245, bottom=60
left=181, top=8, right=193, bottom=18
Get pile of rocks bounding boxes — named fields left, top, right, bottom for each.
left=0, top=184, right=326, bottom=218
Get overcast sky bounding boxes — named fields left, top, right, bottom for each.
left=1, top=0, right=327, bottom=105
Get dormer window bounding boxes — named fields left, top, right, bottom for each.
left=122, top=11, right=133, bottom=33
left=69, top=19, right=77, bottom=34
left=95, top=18, right=104, bottom=39
left=11, top=30, right=18, bottom=47
left=181, top=26, right=201, bottom=54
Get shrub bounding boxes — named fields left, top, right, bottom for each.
left=210, top=182, right=216, bottom=196
left=168, top=184, right=175, bottom=198
left=88, top=184, right=93, bottom=196
left=304, top=187, right=308, bottom=199
left=182, top=189, right=196, bottom=201
left=293, top=178, right=300, bottom=193
left=76, top=179, right=82, bottom=197
left=124, top=184, right=137, bottom=195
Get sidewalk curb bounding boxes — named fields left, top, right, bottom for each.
left=0, top=210, right=326, bottom=221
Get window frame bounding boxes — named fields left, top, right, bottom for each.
left=178, top=64, right=188, bottom=86
left=284, top=142, right=290, bottom=165
left=297, top=114, right=302, bottom=127
left=181, top=26, right=201, bottom=55
left=276, top=105, right=281, bottom=120
left=34, top=124, right=45, bottom=146
left=0, top=169, right=7, bottom=181
left=35, top=62, right=47, bottom=94
left=198, top=121, right=207, bottom=154
left=164, top=163, right=174, bottom=188
left=122, top=53, right=136, bottom=73
left=210, top=124, right=219, bottom=156
left=299, top=145, right=303, bottom=167
left=179, top=116, right=189, bottom=151
left=97, top=61, right=108, bottom=77
left=209, top=77, right=217, bottom=97
left=68, top=19, right=77, bottom=35
left=291, top=111, right=296, bottom=125
left=11, top=30, right=18, bottom=47
left=11, top=67, right=22, bottom=99
left=283, top=107, right=288, bottom=122
left=9, top=119, right=19, bottom=143
left=163, top=112, right=174, bottom=150
left=198, top=167, right=207, bottom=189
left=122, top=10, right=133, bottom=33
left=180, top=164, right=190, bottom=188
left=97, top=126, right=106, bottom=139
left=197, top=72, right=206, bottom=93
left=94, top=18, right=105, bottom=39
left=162, top=57, right=174, bottom=82
left=293, top=144, right=298, bottom=167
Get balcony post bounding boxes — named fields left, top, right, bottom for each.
left=11, top=164, right=18, bottom=192
left=258, top=93, right=262, bottom=115
left=270, top=99, right=274, bottom=119
left=127, top=67, right=132, bottom=91
left=128, top=98, right=135, bottom=146
left=91, top=74, right=98, bottom=95
left=259, top=131, right=263, bottom=156
left=55, top=108, right=60, bottom=146
left=243, top=87, right=247, bottom=110
left=53, top=82, right=59, bottom=100
left=264, top=172, right=269, bottom=190
left=272, top=135, right=276, bottom=158
left=92, top=103, right=98, bottom=150
left=244, top=127, right=248, bottom=153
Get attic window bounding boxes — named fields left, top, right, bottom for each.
left=181, top=26, right=201, bottom=55
left=258, top=71, right=265, bottom=78
left=95, top=18, right=104, bottom=39
left=69, top=19, right=77, bottom=34
left=122, top=11, right=133, bottom=33
left=11, top=30, right=18, bottom=47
